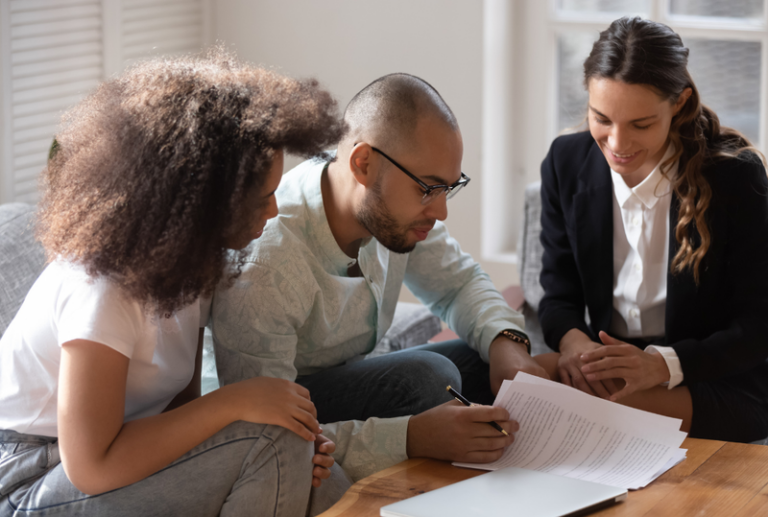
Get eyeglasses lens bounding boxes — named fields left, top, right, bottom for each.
left=445, top=183, right=465, bottom=200
left=421, top=188, right=449, bottom=205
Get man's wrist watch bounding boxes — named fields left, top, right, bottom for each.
left=496, top=329, right=531, bottom=355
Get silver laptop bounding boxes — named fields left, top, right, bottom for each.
left=380, top=466, right=627, bottom=517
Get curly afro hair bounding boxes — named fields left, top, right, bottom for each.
left=37, top=48, right=346, bottom=314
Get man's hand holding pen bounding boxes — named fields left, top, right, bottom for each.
left=405, top=400, right=518, bottom=463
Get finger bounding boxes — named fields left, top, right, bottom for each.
left=313, top=465, right=332, bottom=479
left=582, top=355, right=631, bottom=373
left=559, top=367, right=573, bottom=387
left=292, top=409, right=322, bottom=435
left=469, top=435, right=515, bottom=451
left=501, top=419, right=520, bottom=434
left=569, top=368, right=597, bottom=396
left=461, top=448, right=506, bottom=464
left=312, top=453, right=335, bottom=468
left=581, top=346, right=631, bottom=363
left=293, top=382, right=312, bottom=399
left=295, top=396, right=318, bottom=419
left=599, top=331, right=628, bottom=347
left=286, top=419, right=318, bottom=441
left=318, top=440, right=335, bottom=454
left=609, top=383, right=637, bottom=402
left=464, top=405, right=511, bottom=423
left=580, top=347, right=615, bottom=362
left=588, top=378, right=612, bottom=399
left=314, top=433, right=331, bottom=445
left=585, top=367, right=633, bottom=382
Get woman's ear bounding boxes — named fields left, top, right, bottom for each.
left=674, top=87, right=693, bottom=115
left=348, top=143, right=378, bottom=187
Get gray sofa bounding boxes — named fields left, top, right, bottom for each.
left=0, top=203, right=45, bottom=334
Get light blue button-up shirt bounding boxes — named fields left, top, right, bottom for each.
left=212, top=157, right=525, bottom=481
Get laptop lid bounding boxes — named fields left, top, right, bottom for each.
left=380, top=466, right=627, bottom=517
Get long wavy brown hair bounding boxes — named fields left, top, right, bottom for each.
left=583, top=17, right=765, bottom=283
left=38, top=48, right=345, bottom=313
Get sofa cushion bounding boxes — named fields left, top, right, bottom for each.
left=368, top=302, right=442, bottom=358
left=518, top=182, right=545, bottom=311
left=0, top=203, right=47, bottom=337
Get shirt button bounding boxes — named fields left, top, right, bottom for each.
left=632, top=217, right=641, bottom=226
left=634, top=263, right=642, bottom=271
left=629, top=308, right=639, bottom=318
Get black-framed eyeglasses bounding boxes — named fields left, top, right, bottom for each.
left=370, top=147, right=470, bottom=206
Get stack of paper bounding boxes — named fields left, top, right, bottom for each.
left=454, top=373, right=687, bottom=490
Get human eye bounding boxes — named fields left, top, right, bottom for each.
left=634, top=123, right=652, bottom=130
left=594, top=116, right=610, bottom=126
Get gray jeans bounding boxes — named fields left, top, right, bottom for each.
left=0, top=421, right=348, bottom=517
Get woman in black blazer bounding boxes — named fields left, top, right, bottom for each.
left=538, top=17, right=768, bottom=442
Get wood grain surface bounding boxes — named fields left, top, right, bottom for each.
left=320, top=438, right=768, bottom=517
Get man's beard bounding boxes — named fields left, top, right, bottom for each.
left=356, top=182, right=416, bottom=254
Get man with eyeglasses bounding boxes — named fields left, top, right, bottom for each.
left=212, top=73, right=546, bottom=492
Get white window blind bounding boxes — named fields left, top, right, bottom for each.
left=3, top=0, right=103, bottom=203
left=0, top=0, right=210, bottom=203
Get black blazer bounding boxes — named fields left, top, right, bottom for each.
left=538, top=131, right=768, bottom=384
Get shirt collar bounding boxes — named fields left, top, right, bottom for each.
left=301, top=159, right=361, bottom=274
left=610, top=144, right=676, bottom=210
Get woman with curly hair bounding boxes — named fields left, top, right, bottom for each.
left=537, top=17, right=768, bottom=442
left=0, top=50, right=345, bottom=516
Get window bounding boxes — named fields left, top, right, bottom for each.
left=482, top=0, right=767, bottom=262
left=0, top=0, right=212, bottom=204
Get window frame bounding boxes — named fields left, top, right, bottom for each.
left=481, top=0, right=768, bottom=263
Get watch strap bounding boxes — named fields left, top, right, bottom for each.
left=497, top=329, right=531, bottom=355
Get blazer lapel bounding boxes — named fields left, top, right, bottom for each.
left=573, top=144, right=614, bottom=334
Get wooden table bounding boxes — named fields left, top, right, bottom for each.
left=320, top=438, right=768, bottom=517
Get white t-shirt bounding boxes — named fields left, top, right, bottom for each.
left=0, top=261, right=209, bottom=437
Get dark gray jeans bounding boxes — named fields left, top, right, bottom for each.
left=296, top=340, right=495, bottom=424
left=0, top=421, right=347, bottom=517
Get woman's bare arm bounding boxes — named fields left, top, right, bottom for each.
left=58, top=339, right=320, bottom=495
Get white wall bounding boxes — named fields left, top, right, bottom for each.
left=214, top=0, right=519, bottom=301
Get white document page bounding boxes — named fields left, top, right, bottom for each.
left=512, top=372, right=684, bottom=432
left=455, top=376, right=687, bottom=490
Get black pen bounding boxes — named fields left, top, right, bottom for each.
left=446, top=385, right=509, bottom=436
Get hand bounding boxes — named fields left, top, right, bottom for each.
left=580, top=331, right=670, bottom=402
left=557, top=329, right=620, bottom=399
left=311, top=433, right=335, bottom=488
left=223, top=377, right=320, bottom=441
left=489, top=337, right=549, bottom=394
left=406, top=401, right=517, bottom=463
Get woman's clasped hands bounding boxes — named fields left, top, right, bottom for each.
left=579, top=331, right=671, bottom=402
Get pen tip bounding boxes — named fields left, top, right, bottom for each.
left=446, top=385, right=452, bottom=391
left=502, top=430, right=509, bottom=436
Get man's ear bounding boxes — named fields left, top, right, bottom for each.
left=348, top=143, right=379, bottom=187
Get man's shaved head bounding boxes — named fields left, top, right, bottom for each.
left=343, top=73, right=458, bottom=154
